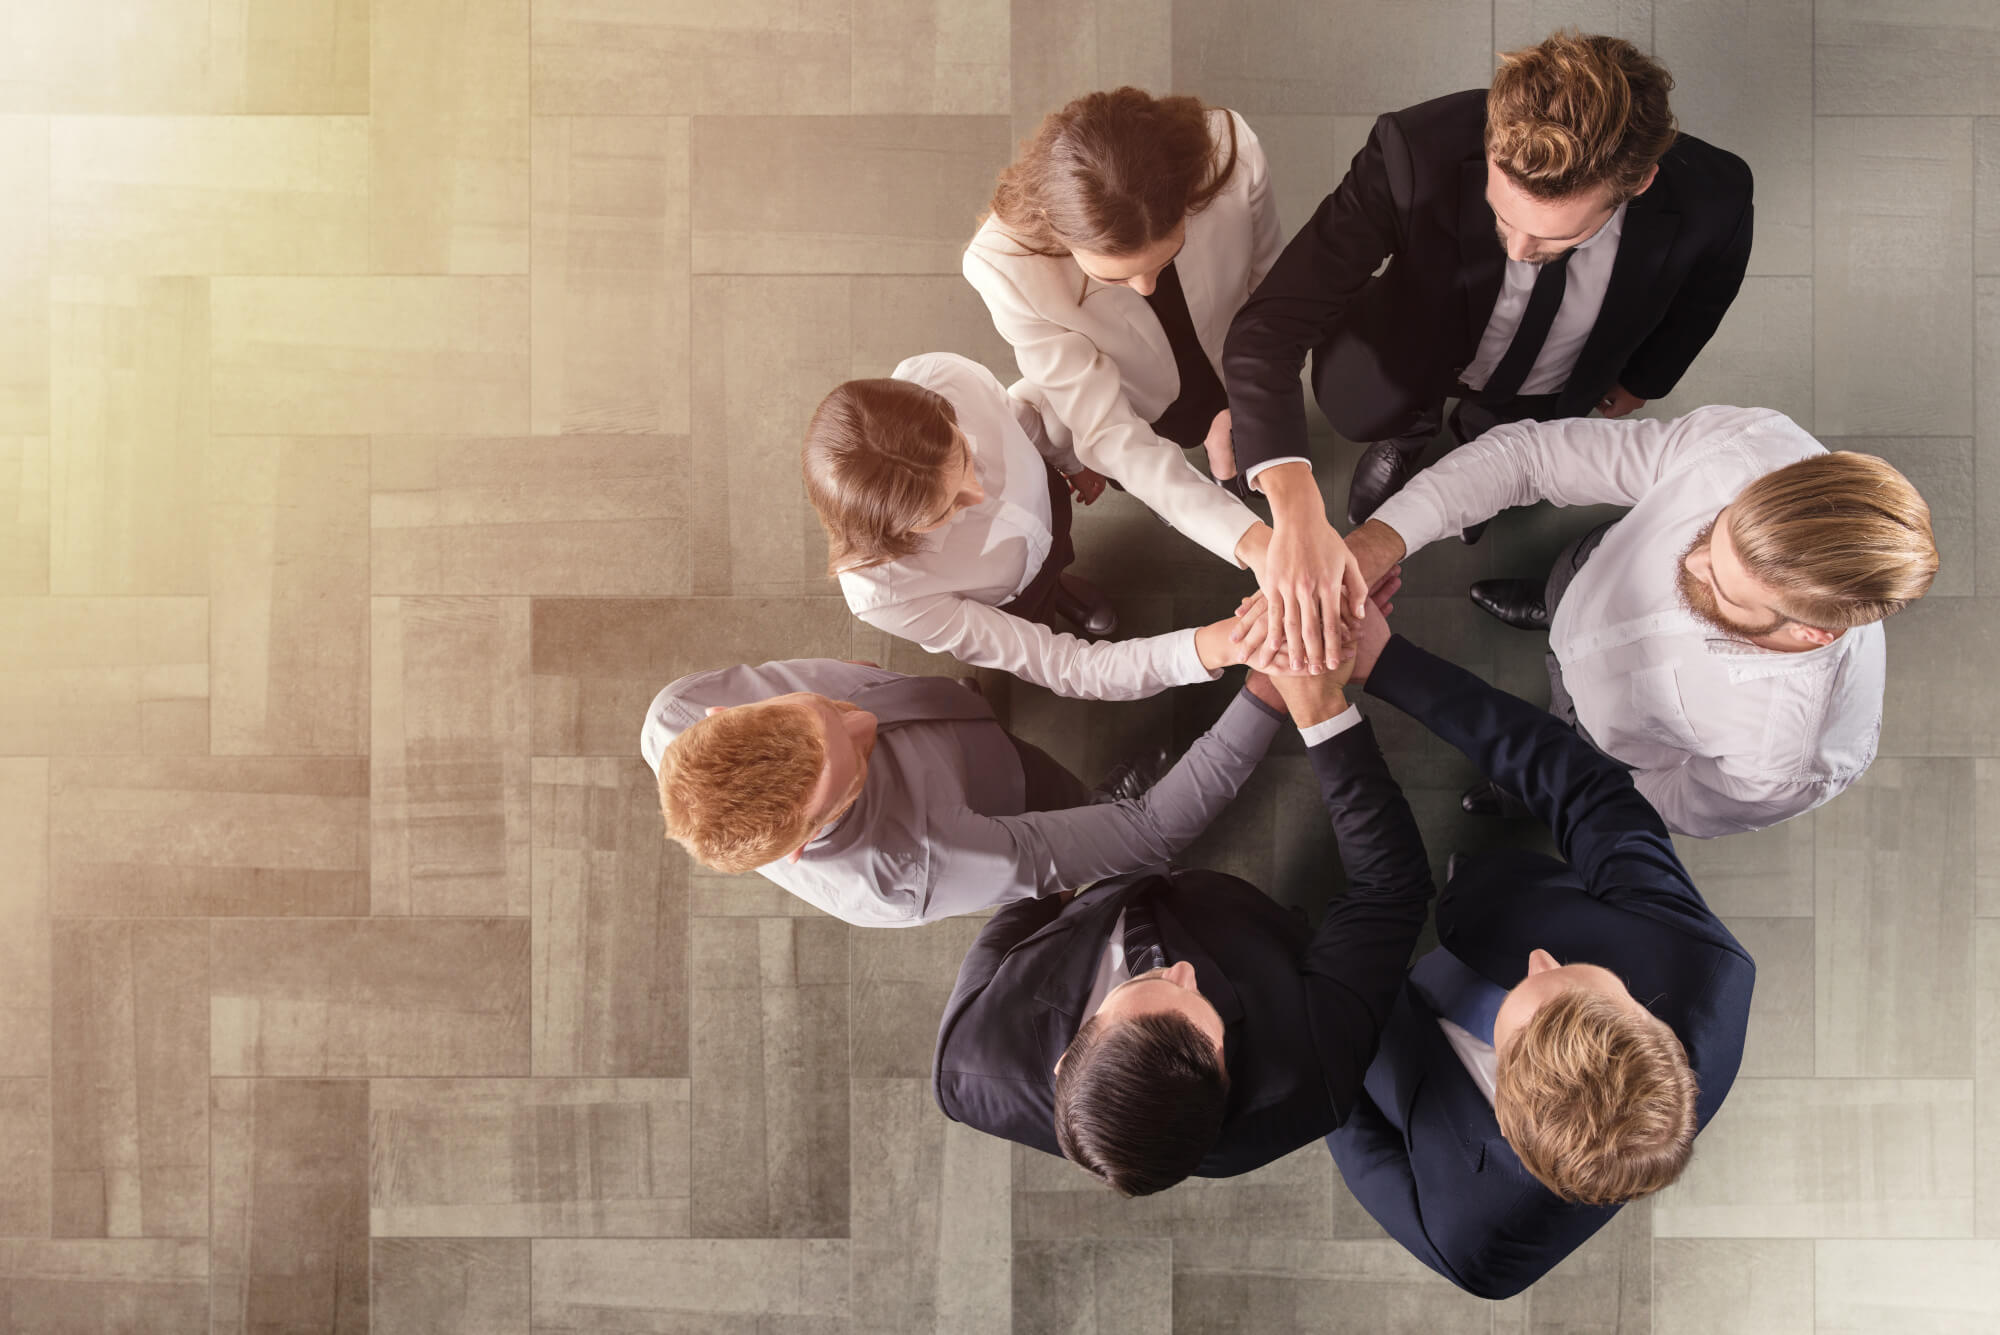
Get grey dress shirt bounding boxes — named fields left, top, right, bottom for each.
left=640, top=658, right=1281, bottom=928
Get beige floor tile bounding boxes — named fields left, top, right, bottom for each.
left=1816, top=0, right=2000, bottom=115
left=1652, top=1077, right=1974, bottom=1237
left=847, top=275, right=1022, bottom=382
left=0, top=0, right=367, bottom=113
left=1649, top=276, right=1813, bottom=430
left=1980, top=761, right=2000, bottom=917
left=1672, top=813, right=1816, bottom=918
left=532, top=758, right=690, bottom=1078
left=49, top=276, right=206, bottom=596
left=371, top=436, right=690, bottom=596
left=531, top=116, right=689, bottom=437
left=1726, top=918, right=1815, bottom=1078
left=1879, top=598, right=2000, bottom=756
left=690, top=117, right=1010, bottom=274
left=207, top=436, right=369, bottom=756
left=369, top=0, right=527, bottom=274
left=0, top=1238, right=208, bottom=1333
left=852, top=917, right=986, bottom=1078
left=1827, top=438, right=1972, bottom=597
left=51, top=116, right=368, bottom=274
left=0, top=436, right=45, bottom=596
left=1977, top=921, right=2000, bottom=1235
left=1815, top=758, right=1974, bottom=1077
left=1171, top=0, right=1492, bottom=115
left=1978, top=279, right=2000, bottom=598
left=0, top=277, right=46, bottom=441
left=209, top=1079, right=366, bottom=1335
left=1013, top=1140, right=1334, bottom=1241
left=1250, top=115, right=1352, bottom=239
left=690, top=870, right=837, bottom=918
left=0, top=597, right=208, bottom=755
left=850, top=1078, right=1012, bottom=1335
left=210, top=277, right=529, bottom=436
left=370, top=1078, right=690, bottom=1237
left=50, top=921, right=207, bottom=1238
left=691, top=915, right=851, bottom=1238
left=1013, top=1239, right=1171, bottom=1335
left=0, top=114, right=48, bottom=273
left=529, top=596, right=870, bottom=756
left=0, top=759, right=48, bottom=1077
left=1490, top=1199, right=1650, bottom=1333
left=852, top=0, right=1008, bottom=114
left=209, top=918, right=531, bottom=1077
left=1816, top=1240, right=2000, bottom=1333
left=1654, top=0, right=1811, bottom=275
left=0, top=1078, right=50, bottom=1236
left=49, top=758, right=368, bottom=917
left=530, top=1238, right=849, bottom=1331
left=530, top=0, right=852, bottom=116
left=372, top=596, right=532, bottom=917
left=1008, top=0, right=1170, bottom=138
left=1814, top=117, right=1974, bottom=437
left=1494, top=0, right=1650, bottom=54
left=373, top=1238, right=529, bottom=1335
left=1652, top=1238, right=1813, bottom=1335
left=1172, top=1237, right=1498, bottom=1333
left=1979, top=121, right=2000, bottom=275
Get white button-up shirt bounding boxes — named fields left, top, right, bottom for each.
left=1372, top=406, right=1887, bottom=838
left=1462, top=201, right=1628, bottom=397
left=837, top=353, right=1216, bottom=701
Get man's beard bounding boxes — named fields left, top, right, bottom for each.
left=1494, top=224, right=1573, bottom=265
left=1675, top=520, right=1789, bottom=638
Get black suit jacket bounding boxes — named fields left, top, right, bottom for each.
left=1222, top=89, right=1755, bottom=463
left=932, top=714, right=1435, bottom=1178
left=1328, top=635, right=1756, bottom=1300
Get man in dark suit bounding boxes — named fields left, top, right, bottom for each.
left=931, top=599, right=1440, bottom=1193
left=1219, top=31, right=1753, bottom=677
left=1327, top=631, right=1756, bottom=1299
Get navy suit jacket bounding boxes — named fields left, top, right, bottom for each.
left=1328, top=635, right=1756, bottom=1299
left=932, top=709, right=1436, bottom=1179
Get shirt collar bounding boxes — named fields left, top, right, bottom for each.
left=1572, top=199, right=1629, bottom=253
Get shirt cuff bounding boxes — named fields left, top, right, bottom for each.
left=1170, top=626, right=1222, bottom=685
left=1298, top=702, right=1364, bottom=746
left=1237, top=686, right=1289, bottom=725
left=1245, top=455, right=1312, bottom=488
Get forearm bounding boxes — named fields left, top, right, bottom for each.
left=871, top=598, right=1211, bottom=703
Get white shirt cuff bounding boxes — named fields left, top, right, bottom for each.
left=1298, top=702, right=1364, bottom=747
left=1171, top=626, right=1221, bottom=684
left=1245, top=455, right=1312, bottom=488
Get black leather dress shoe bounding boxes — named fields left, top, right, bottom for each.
left=1051, top=574, right=1118, bottom=637
left=1468, top=578, right=1550, bottom=631
left=1346, top=441, right=1421, bottom=527
left=1092, top=745, right=1174, bottom=803
left=1459, top=518, right=1489, bottom=545
left=1460, top=779, right=1531, bottom=819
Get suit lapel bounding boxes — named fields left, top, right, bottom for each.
left=1564, top=185, right=1679, bottom=410
left=1457, top=157, right=1506, bottom=355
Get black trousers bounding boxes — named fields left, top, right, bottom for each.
left=1006, top=734, right=1092, bottom=812
left=1308, top=315, right=1563, bottom=455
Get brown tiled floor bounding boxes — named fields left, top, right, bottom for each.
left=0, top=1, right=1996, bottom=1330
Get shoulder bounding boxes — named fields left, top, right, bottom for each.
left=964, top=216, right=1078, bottom=318
left=1211, top=107, right=1268, bottom=180
left=1657, top=133, right=1754, bottom=210
left=1651, top=406, right=1822, bottom=479
left=892, top=350, right=1007, bottom=405
left=1382, top=88, right=1490, bottom=148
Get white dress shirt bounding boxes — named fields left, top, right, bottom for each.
left=1244, top=201, right=1628, bottom=485
left=1371, top=406, right=1887, bottom=838
left=964, top=109, right=1281, bottom=566
left=837, top=353, right=1217, bottom=702
left=1438, top=1021, right=1499, bottom=1105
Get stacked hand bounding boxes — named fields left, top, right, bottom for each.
left=1063, top=467, right=1108, bottom=504
left=1231, top=564, right=1400, bottom=677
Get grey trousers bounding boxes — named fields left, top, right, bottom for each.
left=1543, top=521, right=1617, bottom=733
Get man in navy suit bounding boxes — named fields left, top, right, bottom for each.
left=1329, top=631, right=1756, bottom=1299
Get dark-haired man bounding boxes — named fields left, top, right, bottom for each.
left=931, top=588, right=1437, bottom=1192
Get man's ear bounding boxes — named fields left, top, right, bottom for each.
left=1631, top=163, right=1660, bottom=198
left=705, top=705, right=727, bottom=717
left=1792, top=624, right=1838, bottom=648
left=785, top=845, right=807, bottom=864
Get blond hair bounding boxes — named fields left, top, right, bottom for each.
left=803, top=378, right=960, bottom=575
left=657, top=700, right=825, bottom=873
left=1727, top=451, right=1938, bottom=631
left=1494, top=989, right=1698, bottom=1205
left=1486, top=31, right=1677, bottom=203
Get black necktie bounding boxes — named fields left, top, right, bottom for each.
left=1121, top=900, right=1168, bottom=975
left=1478, top=248, right=1572, bottom=403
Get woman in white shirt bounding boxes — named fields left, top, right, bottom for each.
left=803, top=351, right=1265, bottom=702
left=964, top=89, right=1363, bottom=617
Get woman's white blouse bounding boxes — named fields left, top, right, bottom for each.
left=836, top=353, right=1216, bottom=702
left=963, top=108, right=1284, bottom=567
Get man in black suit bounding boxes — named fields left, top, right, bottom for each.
left=1327, top=631, right=1756, bottom=1299
left=1220, top=31, right=1753, bottom=676
left=931, top=601, right=1439, bottom=1193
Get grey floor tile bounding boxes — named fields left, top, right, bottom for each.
left=1655, top=0, right=1812, bottom=276
left=1171, top=1237, right=1496, bottom=1333
left=1652, top=1077, right=1974, bottom=1237
left=1814, top=117, right=1973, bottom=437
left=1495, top=0, right=1650, bottom=55
left=852, top=917, right=986, bottom=1079
left=1977, top=920, right=2000, bottom=1236
left=0, top=1239, right=209, bottom=1333
left=1878, top=597, right=2000, bottom=755
left=1014, top=1239, right=1172, bottom=1335
left=1725, top=918, right=1815, bottom=1078
left=847, top=275, right=1022, bottom=383
left=1816, top=0, right=2000, bottom=116
left=1008, top=0, right=1172, bottom=140
left=1980, top=120, right=2000, bottom=274
left=1815, top=758, right=1975, bottom=1077
left=1980, top=761, right=2000, bottom=917
left=373, top=1239, right=529, bottom=1335
left=1825, top=438, right=1972, bottom=597
left=852, top=0, right=1009, bottom=115
left=691, top=915, right=851, bottom=1237
left=1490, top=1199, right=1651, bottom=1334
left=1978, top=278, right=2000, bottom=597
left=0, top=1078, right=49, bottom=1236
left=1013, top=1141, right=1333, bottom=1242
left=0, top=759, right=48, bottom=1077
left=1649, top=277, right=1813, bottom=430
left=1245, top=114, right=1344, bottom=238
left=1673, top=814, right=1816, bottom=919
left=1815, top=1240, right=2000, bottom=1333
left=1652, top=1238, right=1813, bottom=1335
left=531, top=1238, right=849, bottom=1331
left=851, top=1078, right=1011, bottom=1334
